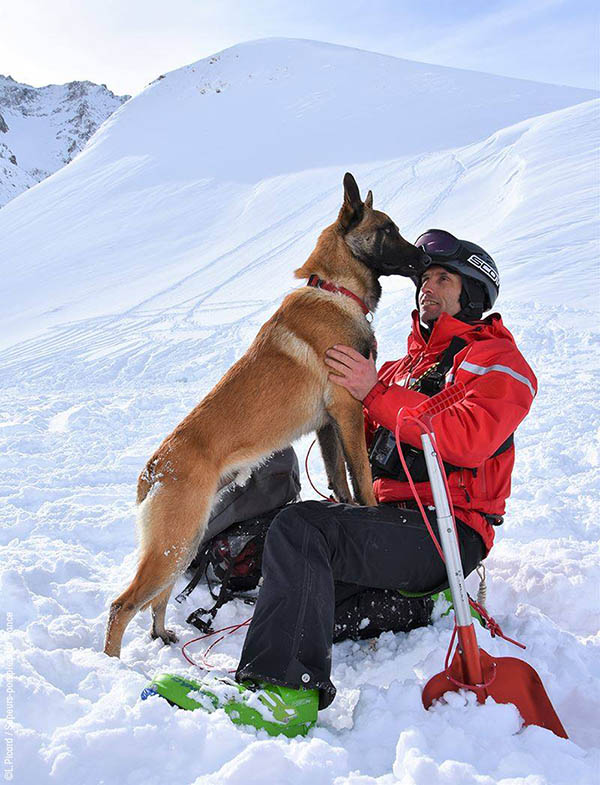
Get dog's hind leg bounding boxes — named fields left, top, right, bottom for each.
left=104, top=550, right=177, bottom=658
left=150, top=582, right=177, bottom=645
left=104, top=548, right=191, bottom=657
left=317, top=422, right=352, bottom=503
left=104, top=476, right=217, bottom=658
left=328, top=396, right=377, bottom=507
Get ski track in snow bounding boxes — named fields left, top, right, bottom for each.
left=2, top=296, right=599, bottom=784
left=0, top=41, right=599, bottom=785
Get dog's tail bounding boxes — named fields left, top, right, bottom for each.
left=135, top=469, right=153, bottom=504
left=136, top=457, right=158, bottom=504
left=137, top=474, right=151, bottom=505
left=136, top=464, right=219, bottom=567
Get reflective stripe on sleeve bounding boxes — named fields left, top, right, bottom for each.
left=458, top=360, right=536, bottom=397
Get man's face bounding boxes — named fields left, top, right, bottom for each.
left=418, top=265, right=463, bottom=322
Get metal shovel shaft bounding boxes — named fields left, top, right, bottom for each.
left=420, top=432, right=471, bottom=628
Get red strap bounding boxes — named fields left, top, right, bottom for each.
left=307, top=274, right=371, bottom=316
left=182, top=617, right=252, bottom=672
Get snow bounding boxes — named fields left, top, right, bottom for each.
left=0, top=38, right=599, bottom=785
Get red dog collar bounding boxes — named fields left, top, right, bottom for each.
left=307, top=274, right=371, bottom=316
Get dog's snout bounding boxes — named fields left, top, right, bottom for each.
left=420, top=248, right=432, bottom=269
left=408, top=247, right=430, bottom=275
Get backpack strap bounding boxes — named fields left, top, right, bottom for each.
left=175, top=546, right=211, bottom=604
left=439, top=335, right=469, bottom=374
left=490, top=433, right=513, bottom=458
left=181, top=507, right=288, bottom=632
left=185, top=566, right=259, bottom=633
left=417, top=336, right=468, bottom=396
left=185, top=566, right=235, bottom=633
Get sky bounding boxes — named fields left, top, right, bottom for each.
left=0, top=0, right=598, bottom=97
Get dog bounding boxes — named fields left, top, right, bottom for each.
left=104, top=172, right=429, bottom=657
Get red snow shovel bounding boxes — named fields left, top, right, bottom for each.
left=396, top=385, right=568, bottom=738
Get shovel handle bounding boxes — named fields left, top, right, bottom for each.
left=420, top=431, right=472, bottom=627
left=397, top=387, right=471, bottom=627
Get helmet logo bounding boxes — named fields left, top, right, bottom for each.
left=467, top=254, right=499, bottom=285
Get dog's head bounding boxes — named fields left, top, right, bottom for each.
left=338, top=173, right=429, bottom=278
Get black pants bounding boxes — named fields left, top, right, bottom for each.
left=236, top=500, right=485, bottom=708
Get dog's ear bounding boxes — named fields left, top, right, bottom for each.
left=364, top=190, right=373, bottom=209
left=338, top=172, right=364, bottom=231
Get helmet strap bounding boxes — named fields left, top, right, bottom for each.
left=456, top=278, right=485, bottom=322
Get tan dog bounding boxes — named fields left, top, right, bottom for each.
left=104, top=173, right=428, bottom=657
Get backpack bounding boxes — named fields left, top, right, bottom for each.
left=201, top=447, right=301, bottom=543
left=179, top=509, right=287, bottom=633
left=176, top=448, right=300, bottom=633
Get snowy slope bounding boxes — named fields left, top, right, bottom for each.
left=0, top=75, right=128, bottom=209
left=0, top=39, right=599, bottom=785
left=0, top=39, right=596, bottom=350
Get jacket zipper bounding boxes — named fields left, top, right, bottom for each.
left=458, top=469, right=471, bottom=503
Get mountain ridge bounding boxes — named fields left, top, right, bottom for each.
left=0, top=74, right=129, bottom=208
left=78, top=37, right=595, bottom=183
left=193, top=37, right=600, bottom=92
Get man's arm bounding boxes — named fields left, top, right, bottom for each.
left=324, top=345, right=428, bottom=419
left=327, top=340, right=537, bottom=469
left=365, top=340, right=537, bottom=468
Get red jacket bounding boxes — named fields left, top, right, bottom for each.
left=363, top=310, right=537, bottom=552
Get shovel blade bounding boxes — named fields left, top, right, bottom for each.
left=423, top=647, right=568, bottom=739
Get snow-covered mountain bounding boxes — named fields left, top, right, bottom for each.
left=0, top=39, right=598, bottom=785
left=0, top=74, right=128, bottom=208
left=0, top=40, right=597, bottom=355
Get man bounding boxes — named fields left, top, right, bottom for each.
left=145, top=230, right=537, bottom=738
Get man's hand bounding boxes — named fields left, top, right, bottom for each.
left=324, top=345, right=378, bottom=401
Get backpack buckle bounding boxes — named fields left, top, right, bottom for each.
left=186, top=608, right=217, bottom=634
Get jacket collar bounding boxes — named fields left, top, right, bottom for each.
left=410, top=309, right=486, bottom=353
